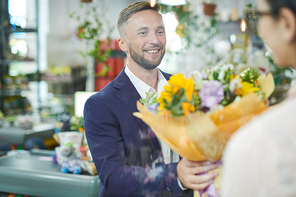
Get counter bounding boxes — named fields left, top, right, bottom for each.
left=0, top=123, right=55, bottom=145
left=0, top=150, right=100, bottom=197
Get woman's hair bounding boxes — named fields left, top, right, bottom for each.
left=117, top=1, right=161, bottom=37
left=266, top=0, right=296, bottom=18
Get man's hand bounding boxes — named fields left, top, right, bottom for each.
left=177, top=158, right=219, bottom=191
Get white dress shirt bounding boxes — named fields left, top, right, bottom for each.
left=125, top=65, right=180, bottom=164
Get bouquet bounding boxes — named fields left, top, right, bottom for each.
left=134, top=64, right=275, bottom=197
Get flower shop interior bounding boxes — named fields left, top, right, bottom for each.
left=0, top=0, right=295, bottom=196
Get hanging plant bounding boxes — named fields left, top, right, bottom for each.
left=203, top=3, right=216, bottom=16
left=161, top=4, right=196, bottom=48
left=160, top=3, right=219, bottom=49
left=69, top=1, right=114, bottom=76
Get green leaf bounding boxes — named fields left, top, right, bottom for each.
left=78, top=50, right=87, bottom=58
left=241, top=69, right=260, bottom=84
left=246, top=3, right=253, bottom=8
left=140, top=92, right=158, bottom=106
left=69, top=0, right=115, bottom=61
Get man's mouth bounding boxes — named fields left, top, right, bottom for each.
left=145, top=49, right=160, bottom=54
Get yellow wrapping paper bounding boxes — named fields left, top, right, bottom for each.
left=133, top=73, right=275, bottom=193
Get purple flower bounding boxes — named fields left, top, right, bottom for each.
left=201, top=71, right=208, bottom=80
left=147, top=103, right=159, bottom=113
left=198, top=160, right=221, bottom=197
left=199, top=80, right=224, bottom=109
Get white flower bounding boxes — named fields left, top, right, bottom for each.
left=218, top=64, right=233, bottom=81
left=229, top=78, right=242, bottom=92
left=195, top=80, right=208, bottom=90
left=233, top=96, right=241, bottom=103
left=190, top=71, right=203, bottom=81
left=220, top=63, right=234, bottom=72
left=190, top=71, right=207, bottom=90
left=225, top=64, right=234, bottom=70
left=204, top=19, right=211, bottom=28
left=218, top=70, right=225, bottom=81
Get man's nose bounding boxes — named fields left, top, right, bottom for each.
left=148, top=32, right=160, bottom=45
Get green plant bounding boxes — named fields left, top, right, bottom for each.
left=160, top=3, right=219, bottom=49
left=194, top=13, right=219, bottom=47
left=0, top=110, right=4, bottom=119
left=266, top=52, right=294, bottom=86
left=69, top=1, right=114, bottom=76
left=243, top=3, right=259, bottom=34
left=70, top=116, right=84, bottom=131
left=161, top=4, right=197, bottom=47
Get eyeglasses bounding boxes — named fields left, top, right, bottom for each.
left=244, top=10, right=271, bottom=33
left=245, top=10, right=271, bottom=19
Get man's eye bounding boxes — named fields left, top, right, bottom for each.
left=158, top=31, right=164, bottom=35
left=139, top=32, right=146, bottom=35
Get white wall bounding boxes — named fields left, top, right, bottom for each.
left=47, top=0, right=135, bottom=67
left=45, top=0, right=252, bottom=73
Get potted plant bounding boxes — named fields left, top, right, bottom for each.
left=69, top=1, right=114, bottom=76
left=202, top=0, right=216, bottom=16
left=160, top=3, right=219, bottom=49
left=161, top=3, right=198, bottom=49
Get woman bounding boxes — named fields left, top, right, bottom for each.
left=221, top=0, right=296, bottom=196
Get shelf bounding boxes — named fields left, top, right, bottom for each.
left=0, top=27, right=37, bottom=33
left=46, top=76, right=86, bottom=85
left=0, top=90, right=27, bottom=97
left=0, top=0, right=40, bottom=116
left=0, top=59, right=36, bottom=65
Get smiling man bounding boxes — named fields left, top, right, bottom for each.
left=117, top=5, right=166, bottom=91
left=84, top=2, right=218, bottom=197
left=122, top=9, right=165, bottom=71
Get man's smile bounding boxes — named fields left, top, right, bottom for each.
left=145, top=49, right=160, bottom=54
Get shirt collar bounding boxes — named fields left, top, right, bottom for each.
left=125, top=65, right=168, bottom=99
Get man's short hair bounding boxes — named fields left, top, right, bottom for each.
left=117, top=1, right=161, bottom=37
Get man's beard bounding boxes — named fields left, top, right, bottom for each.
left=129, top=45, right=165, bottom=70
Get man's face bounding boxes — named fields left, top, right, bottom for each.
left=124, top=10, right=166, bottom=70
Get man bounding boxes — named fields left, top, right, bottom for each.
left=84, top=2, right=218, bottom=197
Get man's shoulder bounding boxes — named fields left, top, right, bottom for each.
left=90, top=81, right=116, bottom=100
left=159, top=69, right=172, bottom=80
left=86, top=71, right=130, bottom=102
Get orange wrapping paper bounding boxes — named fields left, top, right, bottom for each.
left=133, top=73, right=274, bottom=161
left=134, top=92, right=267, bottom=162
left=133, top=73, right=275, bottom=193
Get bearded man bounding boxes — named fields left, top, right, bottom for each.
left=84, top=2, right=218, bottom=197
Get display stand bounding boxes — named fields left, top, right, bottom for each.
left=0, top=149, right=100, bottom=197
left=0, top=123, right=55, bottom=145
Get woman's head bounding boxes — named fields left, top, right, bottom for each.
left=265, top=0, right=296, bottom=19
left=257, top=0, right=296, bottom=68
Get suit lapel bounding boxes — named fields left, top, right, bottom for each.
left=113, top=69, right=161, bottom=151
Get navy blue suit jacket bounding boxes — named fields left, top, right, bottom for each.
left=84, top=68, right=193, bottom=197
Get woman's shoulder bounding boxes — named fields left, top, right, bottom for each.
left=226, top=96, right=296, bottom=151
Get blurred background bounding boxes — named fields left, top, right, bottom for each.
left=0, top=0, right=295, bottom=196
left=1, top=0, right=296, bottom=153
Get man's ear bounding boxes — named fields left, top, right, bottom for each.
left=117, top=38, right=128, bottom=52
left=279, top=8, right=296, bottom=43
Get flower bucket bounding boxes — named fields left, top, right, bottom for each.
left=203, top=3, right=216, bottom=16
